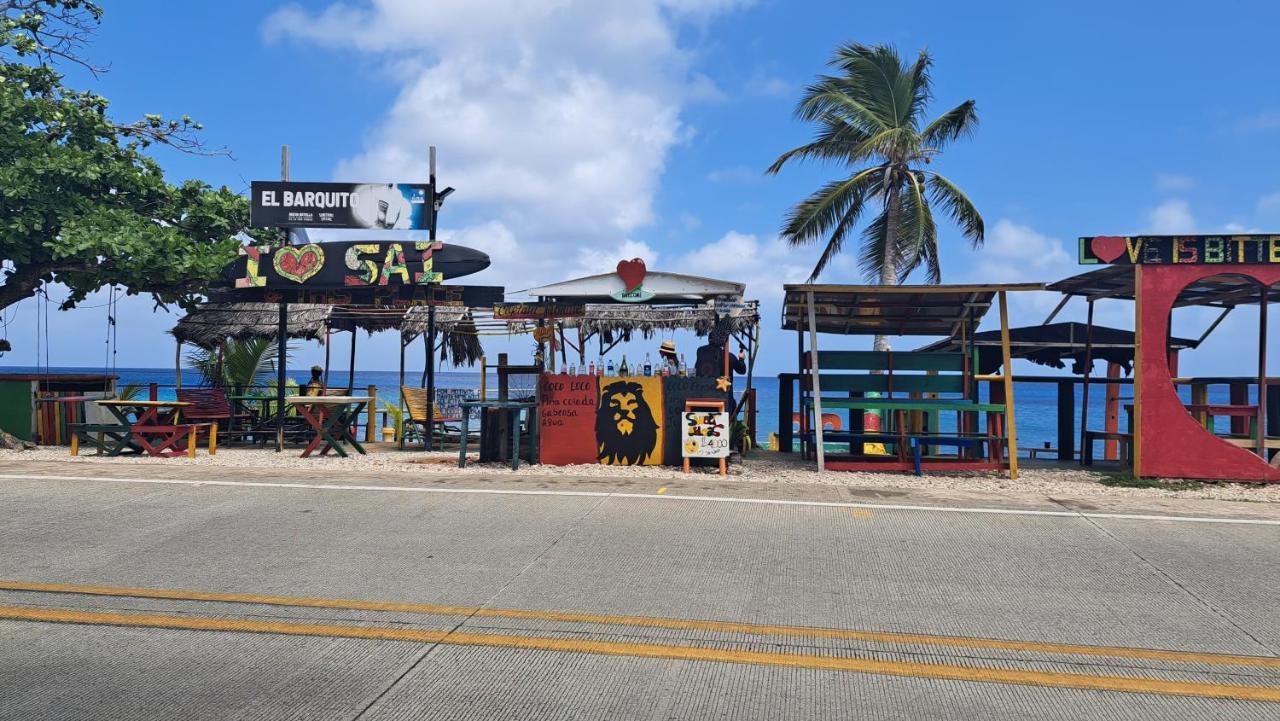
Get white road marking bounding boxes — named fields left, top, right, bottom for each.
left=1, top=473, right=1278, bottom=526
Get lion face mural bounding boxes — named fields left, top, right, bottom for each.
left=596, top=380, right=660, bottom=465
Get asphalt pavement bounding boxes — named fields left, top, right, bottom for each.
left=1, top=466, right=1278, bottom=719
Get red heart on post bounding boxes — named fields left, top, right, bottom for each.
left=1090, top=236, right=1127, bottom=263
left=616, top=258, right=646, bottom=291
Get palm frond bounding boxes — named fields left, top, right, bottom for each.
left=795, top=81, right=891, bottom=134
left=905, top=48, right=934, bottom=124
left=829, top=43, right=915, bottom=128
left=856, top=209, right=893, bottom=283
left=926, top=172, right=985, bottom=247
left=780, top=167, right=881, bottom=247
left=921, top=99, right=978, bottom=151
left=895, top=173, right=940, bottom=283
left=767, top=117, right=871, bottom=174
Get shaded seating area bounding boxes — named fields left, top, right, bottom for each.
left=781, top=283, right=1043, bottom=478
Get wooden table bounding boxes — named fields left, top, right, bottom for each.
left=457, top=400, right=539, bottom=470
left=94, top=400, right=197, bottom=457
left=286, top=396, right=369, bottom=458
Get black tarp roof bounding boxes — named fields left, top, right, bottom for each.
left=916, top=321, right=1199, bottom=375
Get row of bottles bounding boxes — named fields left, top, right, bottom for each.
left=565, top=352, right=689, bottom=377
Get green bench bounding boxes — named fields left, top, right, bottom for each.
left=800, top=350, right=1008, bottom=473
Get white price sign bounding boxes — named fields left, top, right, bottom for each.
left=682, top=411, right=730, bottom=458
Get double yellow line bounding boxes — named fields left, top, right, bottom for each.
left=1, top=579, right=1278, bottom=703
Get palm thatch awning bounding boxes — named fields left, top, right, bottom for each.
left=559, top=302, right=760, bottom=339
left=170, top=303, right=333, bottom=350
left=171, top=303, right=486, bottom=366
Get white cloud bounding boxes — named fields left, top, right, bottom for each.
left=1146, top=199, right=1195, bottom=234
left=1232, top=110, right=1280, bottom=134
left=967, top=219, right=1070, bottom=284
left=263, top=0, right=749, bottom=293
left=1154, top=173, right=1194, bottom=192
left=677, top=231, right=809, bottom=289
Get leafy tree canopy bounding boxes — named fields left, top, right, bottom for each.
left=0, top=0, right=261, bottom=317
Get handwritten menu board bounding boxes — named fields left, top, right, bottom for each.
left=538, top=374, right=599, bottom=465
left=661, top=375, right=729, bottom=465
left=682, top=412, right=730, bottom=458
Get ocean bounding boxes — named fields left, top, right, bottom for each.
left=1, top=365, right=1238, bottom=449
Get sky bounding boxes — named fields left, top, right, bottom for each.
left=4, top=0, right=1280, bottom=379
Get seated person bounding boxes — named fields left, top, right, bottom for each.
left=303, top=365, right=325, bottom=396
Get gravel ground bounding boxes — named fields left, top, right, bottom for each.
left=4, top=445, right=1280, bottom=504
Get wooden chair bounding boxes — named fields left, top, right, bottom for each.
left=176, top=388, right=250, bottom=445
left=399, top=387, right=468, bottom=449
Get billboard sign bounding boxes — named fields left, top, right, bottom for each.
left=250, top=181, right=434, bottom=230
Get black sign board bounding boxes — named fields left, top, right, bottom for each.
left=218, top=241, right=488, bottom=293
left=250, top=181, right=435, bottom=230
left=207, top=284, right=505, bottom=308
left=660, top=375, right=730, bottom=465
left=1080, top=235, right=1280, bottom=265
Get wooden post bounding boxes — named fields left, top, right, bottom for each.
left=275, top=144, right=290, bottom=453
left=998, top=291, right=1019, bottom=480
left=480, top=356, right=487, bottom=401
left=1191, top=383, right=1209, bottom=428
left=323, top=325, right=332, bottom=389
left=1258, top=282, right=1268, bottom=460
left=1056, top=380, right=1075, bottom=461
left=806, top=290, right=825, bottom=472
left=209, top=424, right=218, bottom=455
left=366, top=384, right=377, bottom=443
left=347, top=330, right=357, bottom=394
left=174, top=340, right=183, bottom=390
left=1104, top=362, right=1121, bottom=460
left=1133, top=266, right=1143, bottom=477
left=1078, top=299, right=1095, bottom=466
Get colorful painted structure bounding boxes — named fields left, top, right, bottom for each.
left=0, top=373, right=116, bottom=444
left=781, top=284, right=1043, bottom=478
left=1060, top=234, right=1280, bottom=481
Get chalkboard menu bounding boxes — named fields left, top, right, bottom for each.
left=661, top=376, right=730, bottom=465
left=538, top=375, right=599, bottom=465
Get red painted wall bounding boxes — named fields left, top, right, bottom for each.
left=1138, top=265, right=1280, bottom=481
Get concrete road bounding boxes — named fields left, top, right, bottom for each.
left=1, top=468, right=1279, bottom=719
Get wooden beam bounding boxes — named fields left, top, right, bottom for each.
left=807, top=291, right=825, bottom=473
left=998, top=291, right=1019, bottom=480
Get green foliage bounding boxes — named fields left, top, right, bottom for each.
left=185, top=338, right=288, bottom=390
left=0, top=1, right=266, bottom=318
left=769, top=43, right=984, bottom=285
left=115, top=381, right=141, bottom=401
left=380, top=397, right=405, bottom=441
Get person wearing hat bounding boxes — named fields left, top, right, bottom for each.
left=694, top=326, right=746, bottom=379
left=658, top=340, right=680, bottom=374
left=304, top=365, right=325, bottom=396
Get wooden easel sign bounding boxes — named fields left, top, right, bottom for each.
left=682, top=401, right=729, bottom=475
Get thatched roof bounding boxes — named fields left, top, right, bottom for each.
left=558, top=302, right=760, bottom=339
left=171, top=303, right=333, bottom=350
left=171, top=303, right=485, bottom=366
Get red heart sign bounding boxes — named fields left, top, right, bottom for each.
left=1090, top=236, right=1127, bottom=263
left=274, top=244, right=325, bottom=283
left=616, top=258, right=646, bottom=292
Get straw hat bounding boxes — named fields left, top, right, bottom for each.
left=659, top=340, right=677, bottom=358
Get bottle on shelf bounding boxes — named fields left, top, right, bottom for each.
left=643, top=353, right=653, bottom=377
left=619, top=355, right=630, bottom=376
left=587, top=360, right=595, bottom=376
left=678, top=354, right=687, bottom=377
left=606, top=358, right=616, bottom=376
left=568, top=364, right=577, bottom=376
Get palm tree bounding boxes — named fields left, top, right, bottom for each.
left=768, top=43, right=984, bottom=351
left=186, top=338, right=288, bottom=390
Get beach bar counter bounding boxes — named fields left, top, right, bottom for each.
left=509, top=259, right=760, bottom=467
left=538, top=372, right=731, bottom=466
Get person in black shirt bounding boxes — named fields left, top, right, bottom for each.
left=694, top=327, right=746, bottom=379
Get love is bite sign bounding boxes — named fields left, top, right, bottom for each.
left=1079, top=234, right=1280, bottom=265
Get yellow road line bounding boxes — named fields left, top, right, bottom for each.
left=1, top=579, right=1277, bottom=670
left=656, top=487, right=667, bottom=495
left=2, top=604, right=1277, bottom=703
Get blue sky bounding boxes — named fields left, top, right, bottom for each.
left=4, top=0, right=1280, bottom=378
